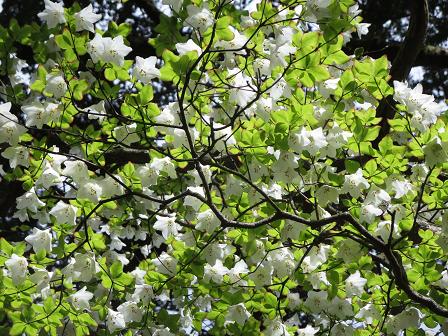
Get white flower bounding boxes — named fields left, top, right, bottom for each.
left=390, top=179, right=414, bottom=198
left=265, top=317, right=290, bottom=336
left=386, top=307, right=422, bottom=334
left=117, top=301, right=143, bottom=323
left=87, top=34, right=105, bottom=63
left=229, top=72, right=256, bottom=107
left=355, top=22, right=371, bottom=39
left=253, top=58, right=271, bottom=77
left=21, top=101, right=60, bottom=128
left=36, top=163, right=62, bottom=188
left=345, top=271, right=367, bottom=297
left=45, top=73, right=67, bottom=99
left=15, top=187, right=45, bottom=213
left=337, top=239, right=362, bottom=264
left=5, top=254, right=28, bottom=285
left=153, top=213, right=181, bottom=239
left=289, top=127, right=328, bottom=156
left=302, top=245, right=330, bottom=272
left=185, top=5, right=214, bottom=33
left=249, top=262, right=273, bottom=288
left=342, top=168, right=370, bottom=198
left=155, top=102, right=181, bottom=128
left=38, top=0, right=66, bottom=28
left=100, top=175, right=125, bottom=198
left=356, top=303, right=381, bottom=324
left=74, top=4, right=101, bottom=32
left=359, top=204, right=382, bottom=224
left=315, top=185, right=339, bottom=207
left=150, top=157, right=177, bottom=179
left=228, top=259, right=248, bottom=284
left=132, top=284, right=154, bottom=304
left=281, top=220, right=306, bottom=241
left=0, top=102, right=26, bottom=145
left=106, top=308, right=126, bottom=333
left=70, top=286, right=94, bottom=310
left=73, top=252, right=99, bottom=282
left=330, top=322, right=354, bottom=336
left=365, top=187, right=391, bottom=206
left=175, top=39, right=202, bottom=56
left=62, top=160, right=89, bottom=183
left=297, top=325, right=319, bottom=336
left=195, top=209, right=220, bottom=233
left=49, top=201, right=77, bottom=225
left=87, top=34, right=132, bottom=66
left=153, top=252, right=177, bottom=275
left=215, top=26, right=247, bottom=52
left=269, top=248, right=295, bottom=278
left=25, top=228, right=52, bottom=254
left=77, top=181, right=103, bottom=202
left=204, top=259, right=229, bottom=284
left=327, top=297, right=353, bottom=319
left=374, top=220, right=401, bottom=242
left=134, top=56, right=160, bottom=84
left=225, top=303, right=251, bottom=326
left=393, top=81, right=443, bottom=132
left=270, top=78, right=291, bottom=100
left=2, top=145, right=29, bottom=168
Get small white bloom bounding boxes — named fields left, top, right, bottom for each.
left=359, top=204, right=382, bottom=223
left=73, top=252, right=99, bottom=282
left=77, top=181, right=103, bottom=202
left=345, top=271, right=367, bottom=297
left=184, top=186, right=205, bottom=211
left=5, top=254, right=28, bottom=285
left=204, top=259, right=229, bottom=284
left=185, top=5, right=214, bottom=33
left=38, top=0, right=66, bottom=28
left=70, top=286, right=94, bottom=310
left=74, top=4, right=101, bottom=32
left=134, top=56, right=160, bottom=84
left=176, top=39, right=202, bottom=56
left=45, top=73, right=67, bottom=99
left=153, top=252, right=177, bottom=275
left=342, top=168, right=370, bottom=198
left=195, top=209, right=220, bottom=233
left=29, top=268, right=53, bottom=291
left=132, top=284, right=154, bottom=304
left=106, top=308, right=126, bottom=333
left=153, top=213, right=181, bottom=239
left=2, top=145, right=29, bottom=168
left=117, top=301, right=143, bottom=323
left=25, top=228, right=52, bottom=254
left=62, top=160, right=89, bottom=183
left=225, top=303, right=251, bottom=326
left=356, top=303, right=381, bottom=324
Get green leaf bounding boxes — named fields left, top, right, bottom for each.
left=110, top=261, right=123, bottom=279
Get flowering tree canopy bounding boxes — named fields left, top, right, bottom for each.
left=0, top=0, right=448, bottom=335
